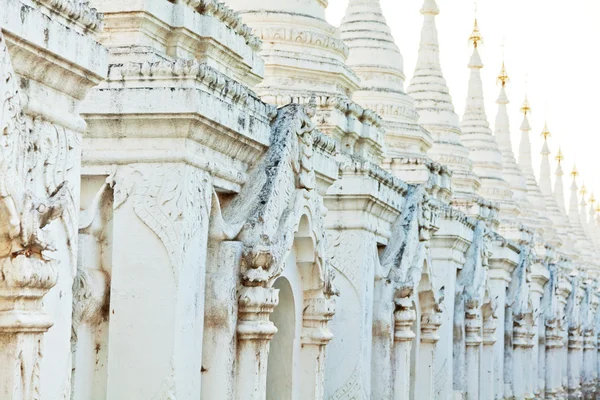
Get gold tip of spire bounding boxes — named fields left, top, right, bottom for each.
left=580, top=183, right=587, bottom=196
left=469, top=19, right=483, bottom=47
left=591, top=193, right=596, bottom=204
left=497, top=62, right=509, bottom=87
left=541, top=121, right=551, bottom=141
left=571, top=164, right=578, bottom=178
left=520, top=96, right=531, bottom=115
left=556, top=147, right=564, bottom=164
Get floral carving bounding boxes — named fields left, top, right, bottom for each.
left=111, top=164, right=211, bottom=282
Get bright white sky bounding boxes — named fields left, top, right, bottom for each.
left=326, top=0, right=600, bottom=208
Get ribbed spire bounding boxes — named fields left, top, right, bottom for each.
left=569, top=166, right=581, bottom=223
left=492, top=62, right=525, bottom=222
left=518, top=96, right=535, bottom=176
left=588, top=194, right=597, bottom=245
left=554, top=148, right=566, bottom=214
left=539, top=122, right=553, bottom=195
left=514, top=97, right=554, bottom=239
left=579, top=184, right=589, bottom=235
left=407, top=0, right=478, bottom=197
left=340, top=0, right=432, bottom=159
left=461, top=19, right=511, bottom=204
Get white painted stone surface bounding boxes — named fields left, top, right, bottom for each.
left=0, top=0, right=598, bottom=399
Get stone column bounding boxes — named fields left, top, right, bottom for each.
left=393, top=296, right=416, bottom=400
left=299, top=297, right=335, bottom=400
left=235, top=286, right=279, bottom=400
left=465, top=302, right=482, bottom=400
left=106, top=165, right=212, bottom=399
left=530, top=265, right=549, bottom=398
left=567, top=327, right=583, bottom=399
left=430, top=219, right=473, bottom=400
left=512, top=322, right=531, bottom=399
left=202, top=241, right=243, bottom=400
left=0, top=256, right=57, bottom=398
left=415, top=312, right=441, bottom=399
left=582, top=330, right=596, bottom=399
left=525, top=327, right=536, bottom=399
left=488, top=250, right=517, bottom=399
left=545, top=322, right=564, bottom=398
left=480, top=315, right=497, bottom=400
left=560, top=326, right=570, bottom=398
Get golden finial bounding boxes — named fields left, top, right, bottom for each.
left=497, top=62, right=509, bottom=87
left=556, top=147, right=564, bottom=165
left=591, top=192, right=596, bottom=204
left=541, top=121, right=551, bottom=141
left=580, top=182, right=587, bottom=197
left=520, top=96, right=531, bottom=115
left=571, top=164, right=579, bottom=178
left=469, top=19, right=483, bottom=48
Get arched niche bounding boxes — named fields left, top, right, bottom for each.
left=267, top=277, right=296, bottom=400
left=266, top=208, right=334, bottom=400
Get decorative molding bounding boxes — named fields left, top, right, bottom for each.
left=112, top=60, right=276, bottom=118
left=34, top=0, right=103, bottom=32
left=181, top=0, right=262, bottom=51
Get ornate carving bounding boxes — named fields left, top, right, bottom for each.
left=114, top=61, right=275, bottom=117
left=34, top=0, right=103, bottom=32
left=252, top=26, right=348, bottom=58
left=181, top=0, right=262, bottom=50
left=111, top=164, right=211, bottom=282
left=216, top=104, right=334, bottom=294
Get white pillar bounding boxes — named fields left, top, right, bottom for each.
left=545, top=322, right=564, bottom=398
left=415, top=312, right=441, bottom=399
left=582, top=330, right=596, bottom=399
left=299, top=297, right=335, bottom=400
left=567, top=327, right=583, bottom=398
left=106, top=165, right=212, bottom=399
left=465, top=302, right=482, bottom=400
left=393, top=296, right=416, bottom=400
left=480, top=315, right=497, bottom=400
left=488, top=264, right=513, bottom=400
left=513, top=322, right=530, bottom=399
left=235, top=286, right=279, bottom=400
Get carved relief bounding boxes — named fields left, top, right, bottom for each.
left=0, top=27, right=69, bottom=399
left=111, top=164, right=211, bottom=282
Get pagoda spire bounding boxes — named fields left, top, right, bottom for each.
left=461, top=18, right=511, bottom=204
left=492, top=61, right=526, bottom=221
left=539, top=122, right=553, bottom=195
left=554, top=147, right=567, bottom=214
left=588, top=194, right=597, bottom=244
left=407, top=0, right=478, bottom=196
left=518, top=96, right=535, bottom=177
left=579, top=183, right=589, bottom=234
left=341, top=0, right=433, bottom=181
left=569, top=165, right=581, bottom=224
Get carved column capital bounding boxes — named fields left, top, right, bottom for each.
left=394, top=297, right=416, bottom=342
left=237, top=286, right=279, bottom=341
left=465, top=303, right=482, bottom=347
left=420, top=312, right=441, bottom=344
left=482, top=317, right=497, bottom=346
left=568, top=327, right=583, bottom=351
left=513, top=323, right=531, bottom=348
left=301, top=297, right=335, bottom=346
